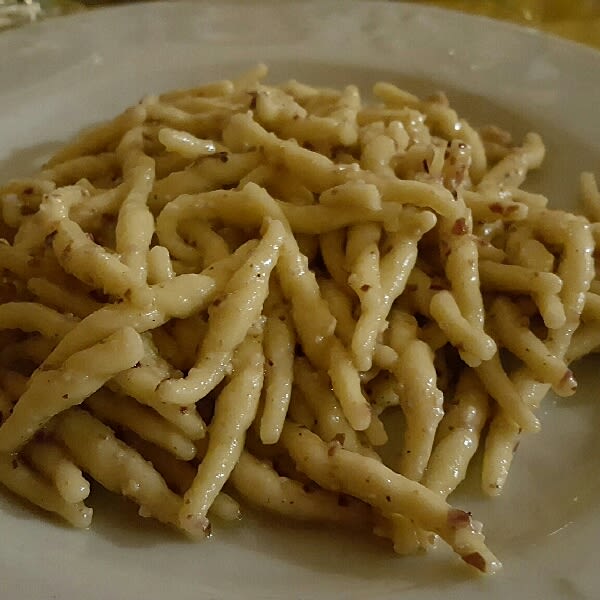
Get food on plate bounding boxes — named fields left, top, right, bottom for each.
left=1, top=65, right=599, bottom=574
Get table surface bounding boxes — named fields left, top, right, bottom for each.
left=418, top=0, right=600, bottom=48
left=1, top=0, right=599, bottom=49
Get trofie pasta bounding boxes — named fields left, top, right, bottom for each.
left=0, top=64, right=598, bottom=575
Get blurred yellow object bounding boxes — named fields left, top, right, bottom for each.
left=0, top=0, right=84, bottom=30
left=2, top=0, right=599, bottom=50
left=415, top=0, right=600, bottom=48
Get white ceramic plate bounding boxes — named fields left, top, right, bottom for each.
left=1, top=2, right=600, bottom=598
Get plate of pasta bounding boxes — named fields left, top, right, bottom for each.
left=1, top=1, right=600, bottom=599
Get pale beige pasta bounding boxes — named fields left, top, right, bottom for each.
left=27, top=277, right=102, bottom=318
left=379, top=216, right=434, bottom=309
left=474, top=355, right=540, bottom=433
left=582, top=292, right=600, bottom=322
left=479, top=260, right=562, bottom=296
left=463, top=191, right=529, bottom=223
left=0, top=327, right=144, bottom=453
left=320, top=181, right=382, bottom=211
left=280, top=422, right=500, bottom=574
left=482, top=214, right=594, bottom=493
left=327, top=340, right=372, bottom=431
left=114, top=127, right=156, bottom=289
left=152, top=151, right=263, bottom=210
left=286, top=388, right=317, bottom=430
left=85, top=390, right=197, bottom=461
left=567, top=321, right=600, bottom=362
left=179, top=326, right=264, bottom=534
left=373, top=513, right=434, bottom=556
left=108, top=335, right=207, bottom=439
left=503, top=225, right=566, bottom=329
left=0, top=452, right=93, bottom=528
left=346, top=222, right=384, bottom=372
left=41, top=270, right=219, bottom=370
left=42, top=153, right=119, bottom=188
left=229, top=451, right=371, bottom=527
left=157, top=218, right=284, bottom=405
left=429, top=290, right=496, bottom=367
left=1, top=68, right=598, bottom=577
left=319, top=229, right=349, bottom=288
left=118, top=430, right=239, bottom=522
left=117, top=429, right=196, bottom=493
left=389, top=313, right=445, bottom=481
left=147, top=245, right=175, bottom=284
left=53, top=218, right=146, bottom=301
left=319, top=277, right=356, bottom=346
left=13, top=185, right=85, bottom=253
left=260, top=283, right=295, bottom=445
left=422, top=371, right=489, bottom=498
left=275, top=224, right=337, bottom=365
left=0, top=301, right=77, bottom=341
left=293, top=358, right=378, bottom=460
left=477, top=133, right=545, bottom=193
left=490, top=297, right=575, bottom=397
left=45, top=105, right=146, bottom=167
left=442, top=218, right=486, bottom=331
left=51, top=408, right=181, bottom=526
left=273, top=220, right=371, bottom=431
left=23, top=438, right=91, bottom=504
left=158, top=127, right=220, bottom=160
left=178, top=220, right=230, bottom=268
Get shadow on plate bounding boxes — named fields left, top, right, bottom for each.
left=0, top=140, right=65, bottom=182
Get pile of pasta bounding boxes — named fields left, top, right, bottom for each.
left=1, top=65, right=600, bottom=575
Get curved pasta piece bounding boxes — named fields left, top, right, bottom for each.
left=23, top=439, right=90, bottom=504
left=260, top=284, right=295, bottom=445
left=179, top=326, right=265, bottom=535
left=230, top=451, right=372, bottom=528
left=0, top=327, right=144, bottom=453
left=482, top=216, right=594, bottom=493
left=86, top=390, right=197, bottom=461
left=0, top=452, right=92, bottom=528
left=422, top=370, right=489, bottom=498
left=429, top=291, right=496, bottom=367
left=0, top=302, right=77, bottom=341
left=293, top=358, right=378, bottom=460
left=157, top=218, right=284, bottom=405
left=52, top=408, right=181, bottom=527
left=392, top=336, right=445, bottom=481
left=280, top=422, right=501, bottom=574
